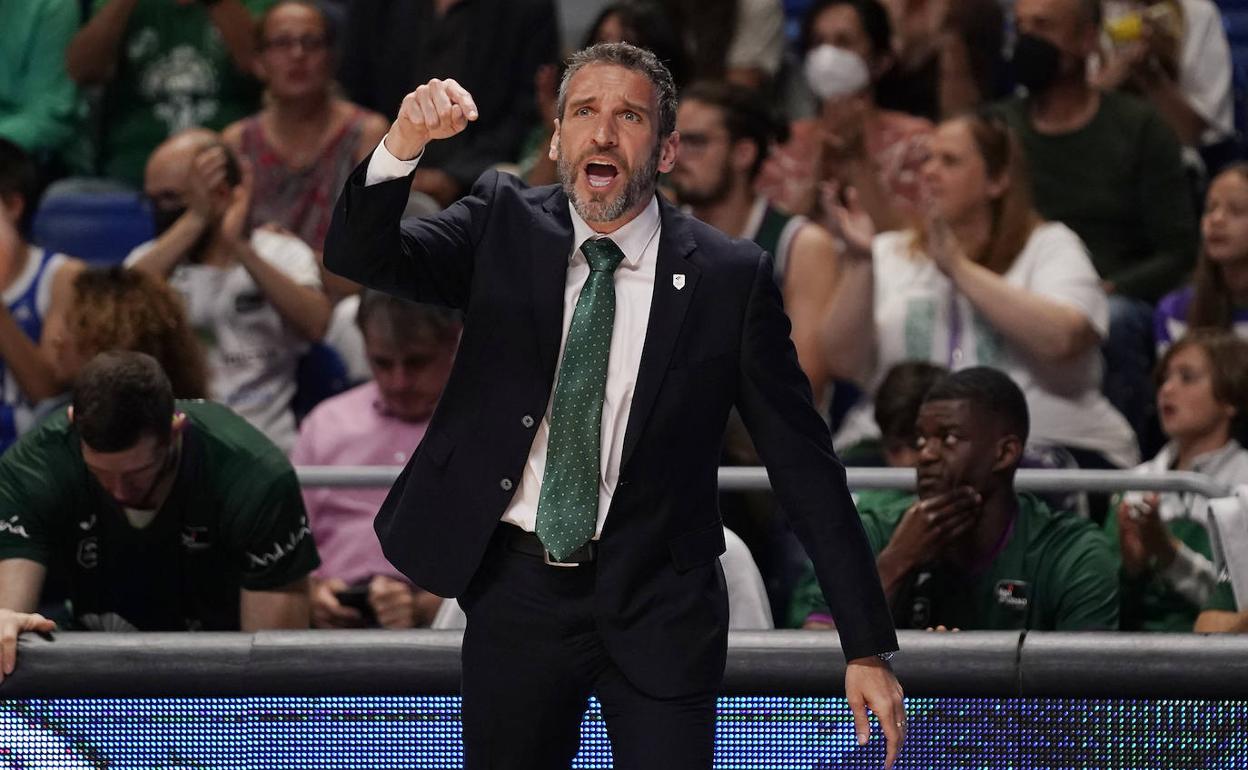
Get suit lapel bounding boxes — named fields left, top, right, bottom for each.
left=531, top=190, right=574, bottom=385
left=620, top=198, right=700, bottom=468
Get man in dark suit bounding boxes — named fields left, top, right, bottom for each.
left=325, top=42, right=905, bottom=770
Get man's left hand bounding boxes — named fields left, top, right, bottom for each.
left=846, top=655, right=906, bottom=769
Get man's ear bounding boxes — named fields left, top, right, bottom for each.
left=547, top=119, right=561, bottom=162
left=66, top=405, right=74, bottom=423
left=992, top=434, right=1023, bottom=474
left=0, top=192, right=24, bottom=229
left=731, top=138, right=757, bottom=175
left=657, top=131, right=680, bottom=174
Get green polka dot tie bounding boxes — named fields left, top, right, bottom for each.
left=534, top=237, right=625, bottom=561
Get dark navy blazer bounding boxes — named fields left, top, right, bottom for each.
left=324, top=166, right=896, bottom=697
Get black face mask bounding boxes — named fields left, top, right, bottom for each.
left=1012, top=33, right=1061, bottom=95
left=151, top=205, right=187, bottom=236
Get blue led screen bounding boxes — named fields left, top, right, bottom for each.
left=2, top=696, right=1246, bottom=768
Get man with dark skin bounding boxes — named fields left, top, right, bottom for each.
left=809, top=367, right=1119, bottom=631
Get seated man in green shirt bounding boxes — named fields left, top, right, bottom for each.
left=800, top=366, right=1119, bottom=631
left=0, top=351, right=319, bottom=683
left=789, top=361, right=945, bottom=627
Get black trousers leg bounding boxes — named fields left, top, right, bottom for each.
left=594, top=660, right=717, bottom=770
left=459, top=536, right=599, bottom=770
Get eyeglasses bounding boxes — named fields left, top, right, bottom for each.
left=261, top=35, right=329, bottom=54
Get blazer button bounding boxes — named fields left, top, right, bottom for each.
left=500, top=478, right=514, bottom=491
left=521, top=414, right=535, bottom=428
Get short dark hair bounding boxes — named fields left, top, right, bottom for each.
left=875, top=361, right=947, bottom=443
left=558, top=42, right=678, bottom=138
left=681, top=81, right=788, bottom=180
left=923, top=366, right=1029, bottom=443
left=73, top=351, right=175, bottom=452
left=800, top=0, right=892, bottom=57
left=356, top=289, right=461, bottom=346
left=0, top=137, right=39, bottom=236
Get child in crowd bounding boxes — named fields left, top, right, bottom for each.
left=1109, top=329, right=1248, bottom=631
left=1155, top=163, right=1248, bottom=348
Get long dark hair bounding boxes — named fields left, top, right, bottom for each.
left=1190, top=163, right=1248, bottom=330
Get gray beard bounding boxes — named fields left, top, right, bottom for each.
left=558, top=143, right=661, bottom=223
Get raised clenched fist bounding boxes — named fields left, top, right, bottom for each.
left=385, top=78, right=480, bottom=161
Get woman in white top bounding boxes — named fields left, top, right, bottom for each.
left=821, top=112, right=1139, bottom=470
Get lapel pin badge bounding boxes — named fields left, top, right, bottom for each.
left=673, top=273, right=686, bottom=290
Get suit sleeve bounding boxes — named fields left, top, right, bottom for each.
left=324, top=163, right=504, bottom=309
left=734, top=251, right=898, bottom=660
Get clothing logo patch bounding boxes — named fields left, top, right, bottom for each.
left=246, top=517, right=311, bottom=568
left=0, top=516, right=30, bottom=540
left=672, top=274, right=686, bottom=290
left=77, top=537, right=99, bottom=570
left=994, top=579, right=1030, bottom=611
left=181, top=526, right=211, bottom=551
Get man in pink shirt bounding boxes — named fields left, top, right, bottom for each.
left=292, top=290, right=461, bottom=628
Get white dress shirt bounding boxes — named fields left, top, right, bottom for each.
left=365, top=138, right=660, bottom=537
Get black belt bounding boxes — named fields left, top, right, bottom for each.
left=500, top=523, right=597, bottom=566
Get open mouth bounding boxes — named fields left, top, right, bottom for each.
left=585, top=161, right=619, bottom=189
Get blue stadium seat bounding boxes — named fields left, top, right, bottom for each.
left=31, top=183, right=153, bottom=265
left=292, top=342, right=351, bottom=423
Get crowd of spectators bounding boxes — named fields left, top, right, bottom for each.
left=3, top=0, right=1248, bottom=664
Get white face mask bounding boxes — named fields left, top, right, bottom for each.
left=804, top=44, right=871, bottom=101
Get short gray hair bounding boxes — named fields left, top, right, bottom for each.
left=556, top=42, right=678, bottom=138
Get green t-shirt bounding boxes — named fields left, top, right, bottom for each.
left=93, top=0, right=274, bottom=184
left=995, top=91, right=1196, bottom=303
left=0, top=400, right=318, bottom=631
left=1103, top=500, right=1213, bottom=631
left=0, top=0, right=81, bottom=157
left=785, top=488, right=910, bottom=628
left=791, top=492, right=1119, bottom=631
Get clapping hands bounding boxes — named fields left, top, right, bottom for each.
left=818, top=180, right=875, bottom=261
